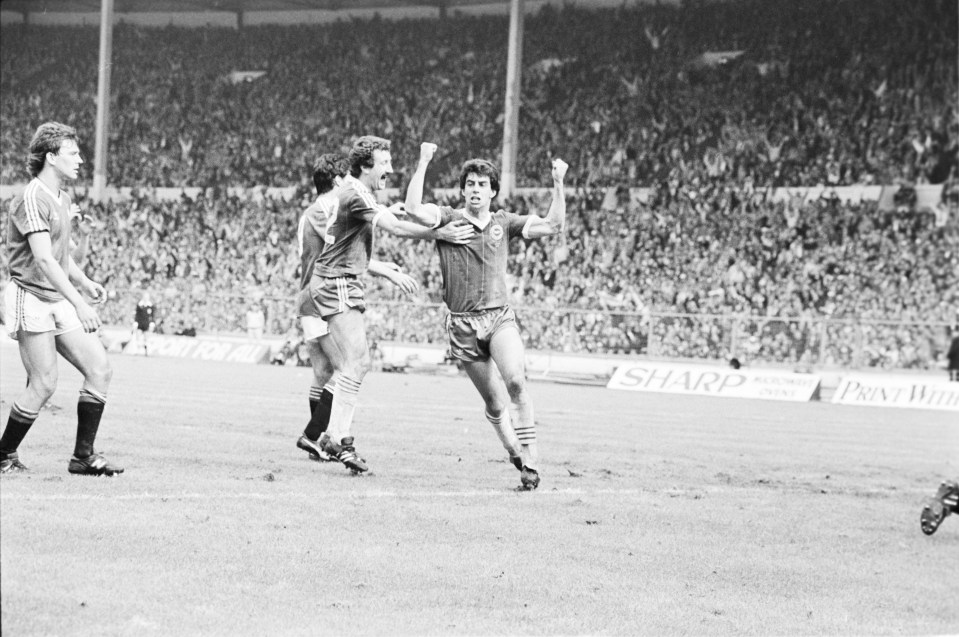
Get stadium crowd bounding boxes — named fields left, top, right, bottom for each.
left=1, top=0, right=957, bottom=368
left=1, top=0, right=955, bottom=189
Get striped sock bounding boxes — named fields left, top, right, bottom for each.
left=0, top=403, right=40, bottom=457
left=304, top=380, right=336, bottom=440
left=514, top=424, right=536, bottom=445
left=75, top=388, right=107, bottom=459
left=308, top=384, right=323, bottom=418
left=326, top=375, right=361, bottom=442
left=485, top=409, right=520, bottom=457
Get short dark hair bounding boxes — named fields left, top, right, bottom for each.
left=27, top=121, right=78, bottom=177
left=348, top=136, right=390, bottom=178
left=312, top=153, right=349, bottom=195
left=458, top=159, right=499, bottom=195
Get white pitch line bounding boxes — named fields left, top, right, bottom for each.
left=0, top=488, right=647, bottom=502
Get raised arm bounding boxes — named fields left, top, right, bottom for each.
left=525, top=158, right=569, bottom=239
left=404, top=142, right=443, bottom=227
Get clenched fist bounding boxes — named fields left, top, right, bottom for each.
left=551, top=158, right=568, bottom=182
left=420, top=142, right=438, bottom=163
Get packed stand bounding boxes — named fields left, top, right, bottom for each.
left=1, top=0, right=956, bottom=190
left=1, top=0, right=957, bottom=369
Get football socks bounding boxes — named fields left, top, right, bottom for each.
left=304, top=381, right=334, bottom=441
left=74, top=388, right=107, bottom=459
left=0, top=403, right=40, bottom=457
left=325, top=375, right=361, bottom=442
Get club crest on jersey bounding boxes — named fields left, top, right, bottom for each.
left=490, top=223, right=504, bottom=243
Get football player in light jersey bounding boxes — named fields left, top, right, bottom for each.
left=309, top=136, right=474, bottom=473
left=0, top=122, right=123, bottom=476
left=295, top=152, right=421, bottom=462
left=405, top=142, right=568, bottom=490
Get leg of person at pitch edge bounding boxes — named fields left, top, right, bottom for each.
left=56, top=328, right=123, bottom=476
left=0, top=331, right=60, bottom=474
left=488, top=324, right=540, bottom=490
left=324, top=307, right=370, bottom=473
left=920, top=479, right=959, bottom=536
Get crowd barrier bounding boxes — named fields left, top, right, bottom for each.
left=2, top=328, right=955, bottom=412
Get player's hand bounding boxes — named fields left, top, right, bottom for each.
left=84, top=279, right=107, bottom=305
left=419, top=142, right=438, bottom=163
left=75, top=300, right=102, bottom=333
left=379, top=261, right=402, bottom=272
left=388, top=202, right=407, bottom=217
left=435, top=219, right=475, bottom=244
left=386, top=269, right=419, bottom=296
left=551, top=158, right=568, bottom=183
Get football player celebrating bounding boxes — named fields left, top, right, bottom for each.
left=310, top=136, right=474, bottom=473
left=405, top=142, right=568, bottom=490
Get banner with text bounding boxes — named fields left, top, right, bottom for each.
left=832, top=374, right=959, bottom=411
left=608, top=362, right=820, bottom=402
left=122, top=335, right=270, bottom=364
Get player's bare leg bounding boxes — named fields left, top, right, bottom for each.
left=56, top=329, right=122, bottom=476
left=489, top=325, right=538, bottom=473
left=462, top=360, right=523, bottom=467
left=323, top=309, right=370, bottom=473
left=0, top=332, right=59, bottom=473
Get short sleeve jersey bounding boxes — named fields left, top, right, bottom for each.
left=7, top=178, right=72, bottom=302
left=297, top=192, right=337, bottom=290
left=435, top=206, right=533, bottom=313
left=313, top=175, right=386, bottom=279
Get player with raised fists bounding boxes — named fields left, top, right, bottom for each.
left=405, top=141, right=569, bottom=490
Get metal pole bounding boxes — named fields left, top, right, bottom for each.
left=92, top=0, right=114, bottom=202
left=500, top=0, right=524, bottom=200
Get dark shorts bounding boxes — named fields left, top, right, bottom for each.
left=309, top=275, right=366, bottom=319
left=445, top=306, right=517, bottom=363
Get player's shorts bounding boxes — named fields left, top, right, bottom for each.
left=295, top=287, right=330, bottom=341
left=445, top=305, right=518, bottom=363
left=4, top=282, right=82, bottom=341
left=309, top=275, right=366, bottom=319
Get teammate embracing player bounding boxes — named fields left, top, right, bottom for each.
left=294, top=152, right=432, bottom=462
left=309, top=137, right=474, bottom=473
left=405, top=142, right=568, bottom=490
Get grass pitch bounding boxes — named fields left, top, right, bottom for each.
left=1, top=351, right=957, bottom=636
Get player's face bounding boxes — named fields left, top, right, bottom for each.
left=50, top=139, right=83, bottom=180
left=462, top=172, right=495, bottom=214
left=368, top=149, right=393, bottom=192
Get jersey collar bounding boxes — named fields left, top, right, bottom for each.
left=34, top=177, right=62, bottom=203
left=463, top=209, right=491, bottom=230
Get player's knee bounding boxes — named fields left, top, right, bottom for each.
left=484, top=400, right=509, bottom=418
left=503, top=375, right=527, bottom=401
left=30, top=369, right=59, bottom=401
left=341, top=352, right=371, bottom=379
left=86, top=359, right=113, bottom=389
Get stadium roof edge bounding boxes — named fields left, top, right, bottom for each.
left=0, top=0, right=580, bottom=14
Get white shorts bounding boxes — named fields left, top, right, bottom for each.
left=299, top=314, right=329, bottom=342
left=4, top=283, right=82, bottom=340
